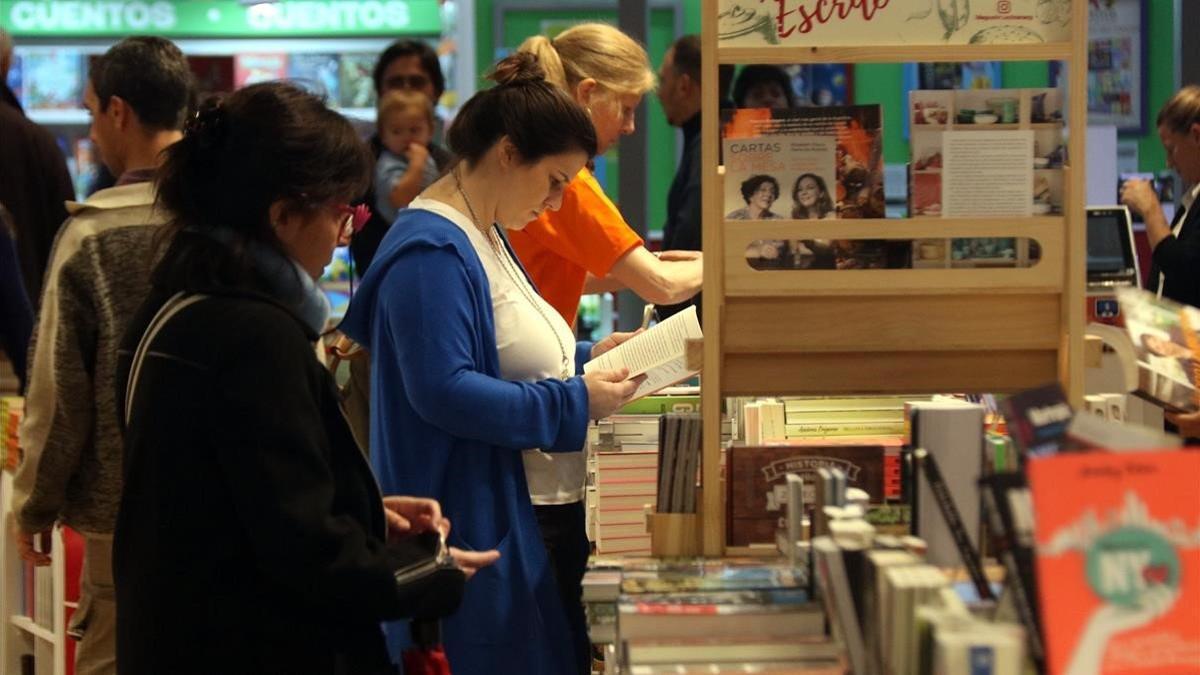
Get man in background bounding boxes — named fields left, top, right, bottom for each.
left=655, top=35, right=704, bottom=320
left=352, top=39, right=453, bottom=273
left=12, top=37, right=194, bottom=675
left=0, top=28, right=76, bottom=302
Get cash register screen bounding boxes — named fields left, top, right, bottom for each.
left=1086, top=206, right=1138, bottom=285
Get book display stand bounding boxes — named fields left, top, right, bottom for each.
left=695, top=0, right=1089, bottom=555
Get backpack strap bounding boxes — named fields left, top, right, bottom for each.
left=124, top=292, right=209, bottom=427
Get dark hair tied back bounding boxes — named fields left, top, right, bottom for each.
left=183, top=97, right=227, bottom=150
left=488, top=52, right=547, bottom=87
left=447, top=52, right=597, bottom=166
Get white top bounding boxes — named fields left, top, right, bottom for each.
left=410, top=198, right=586, bottom=504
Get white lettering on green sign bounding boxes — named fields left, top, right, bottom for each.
left=10, top=1, right=176, bottom=31
left=246, top=1, right=410, bottom=31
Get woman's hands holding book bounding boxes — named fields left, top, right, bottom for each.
left=584, top=367, right=641, bottom=420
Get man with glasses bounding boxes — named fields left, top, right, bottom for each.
left=12, top=37, right=194, bottom=675
left=352, top=39, right=454, bottom=273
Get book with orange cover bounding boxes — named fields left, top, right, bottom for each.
left=1028, top=450, right=1200, bottom=674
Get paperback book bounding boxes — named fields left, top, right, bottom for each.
left=339, top=53, right=377, bottom=108
left=21, top=50, right=83, bottom=110
left=1028, top=451, right=1200, bottom=675
left=1116, top=286, right=1200, bottom=413
left=726, top=443, right=894, bottom=547
left=234, top=53, right=288, bottom=89
left=722, top=105, right=887, bottom=271
left=288, top=53, right=341, bottom=104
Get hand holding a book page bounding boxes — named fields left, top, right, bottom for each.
left=583, top=305, right=703, bottom=401
left=583, top=367, right=641, bottom=420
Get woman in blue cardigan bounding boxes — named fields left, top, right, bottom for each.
left=339, top=54, right=640, bottom=674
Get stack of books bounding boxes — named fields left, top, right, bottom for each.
left=782, top=396, right=921, bottom=439
left=656, top=413, right=702, bottom=514
left=616, top=560, right=831, bottom=673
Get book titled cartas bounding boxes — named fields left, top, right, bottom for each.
left=1116, top=287, right=1200, bottom=413
left=584, top=305, right=702, bottom=401
left=1028, top=450, right=1200, bottom=675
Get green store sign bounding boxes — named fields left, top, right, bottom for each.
left=1, top=0, right=442, bottom=37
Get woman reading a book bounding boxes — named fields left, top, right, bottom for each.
left=502, top=24, right=703, bottom=673
left=114, top=82, right=498, bottom=674
left=339, top=54, right=642, bottom=675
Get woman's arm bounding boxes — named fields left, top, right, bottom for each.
left=380, top=245, right=591, bottom=452
left=603, top=246, right=703, bottom=306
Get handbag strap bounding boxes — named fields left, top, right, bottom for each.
left=124, top=292, right=209, bottom=427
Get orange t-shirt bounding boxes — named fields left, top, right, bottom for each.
left=507, top=169, right=644, bottom=326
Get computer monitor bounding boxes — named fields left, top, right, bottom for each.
left=1086, top=205, right=1140, bottom=288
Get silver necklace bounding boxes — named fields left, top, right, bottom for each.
left=454, top=170, right=571, bottom=380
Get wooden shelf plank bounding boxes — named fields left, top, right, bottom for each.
left=10, top=615, right=56, bottom=643
left=717, top=43, right=1072, bottom=65
left=721, top=350, right=1059, bottom=396
left=723, top=294, right=1062, bottom=353
left=723, top=216, right=1065, bottom=236
left=723, top=217, right=1065, bottom=296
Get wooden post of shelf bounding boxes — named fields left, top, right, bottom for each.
left=1061, top=0, right=1089, bottom=405
left=700, top=0, right=725, bottom=557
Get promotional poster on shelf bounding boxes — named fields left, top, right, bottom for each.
left=716, top=0, right=1072, bottom=48
left=1028, top=450, right=1200, bottom=675
left=722, top=105, right=885, bottom=220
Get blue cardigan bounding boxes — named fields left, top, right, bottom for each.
left=340, top=209, right=591, bottom=675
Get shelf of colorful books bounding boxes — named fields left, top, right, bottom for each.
left=715, top=43, right=1073, bottom=66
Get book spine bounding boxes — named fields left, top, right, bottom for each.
left=915, top=449, right=994, bottom=601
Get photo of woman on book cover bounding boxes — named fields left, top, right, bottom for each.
left=727, top=174, right=783, bottom=220
left=791, top=173, right=835, bottom=219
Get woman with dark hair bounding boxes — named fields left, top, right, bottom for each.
left=791, top=172, right=835, bottom=219
left=114, top=81, right=496, bottom=675
left=732, top=65, right=798, bottom=109
left=339, top=54, right=640, bottom=674
left=727, top=174, right=782, bottom=220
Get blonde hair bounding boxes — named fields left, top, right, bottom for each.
left=516, top=23, right=656, bottom=102
left=377, top=90, right=435, bottom=128
left=1158, top=85, right=1200, bottom=135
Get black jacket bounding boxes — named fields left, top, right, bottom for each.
left=0, top=82, right=75, bottom=302
left=1148, top=197, right=1200, bottom=308
left=658, top=113, right=703, bottom=321
left=114, top=235, right=461, bottom=674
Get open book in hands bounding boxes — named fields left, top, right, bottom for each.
left=1114, top=287, right=1200, bottom=413
left=583, top=305, right=703, bottom=401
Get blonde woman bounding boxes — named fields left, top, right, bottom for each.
left=504, top=23, right=703, bottom=674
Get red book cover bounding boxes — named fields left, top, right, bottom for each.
left=1029, top=450, right=1200, bottom=674
left=234, top=53, right=287, bottom=89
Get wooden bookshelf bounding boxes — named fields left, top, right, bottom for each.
left=696, top=0, right=1088, bottom=555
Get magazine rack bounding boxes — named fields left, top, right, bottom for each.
left=697, top=0, right=1088, bottom=554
